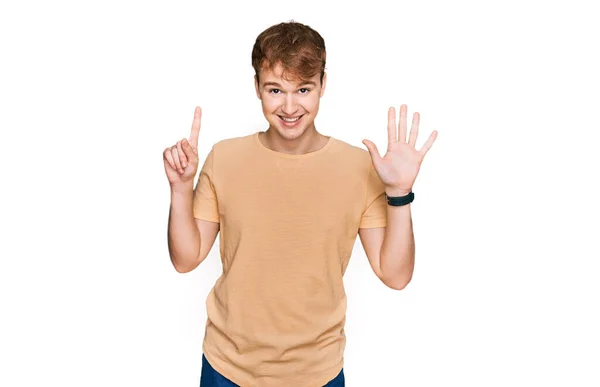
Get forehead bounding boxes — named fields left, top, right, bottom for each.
left=259, top=63, right=318, bottom=87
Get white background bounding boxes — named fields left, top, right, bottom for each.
left=1, top=0, right=599, bottom=386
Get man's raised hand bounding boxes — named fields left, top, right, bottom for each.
left=163, top=106, right=202, bottom=189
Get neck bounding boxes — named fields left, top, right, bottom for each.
left=261, top=127, right=329, bottom=155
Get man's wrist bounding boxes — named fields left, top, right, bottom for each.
left=170, top=181, right=194, bottom=195
left=385, top=188, right=411, bottom=197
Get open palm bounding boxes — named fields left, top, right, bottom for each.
left=362, top=104, right=438, bottom=195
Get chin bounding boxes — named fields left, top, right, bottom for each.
left=275, top=125, right=307, bottom=140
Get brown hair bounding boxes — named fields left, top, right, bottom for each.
left=252, top=21, right=326, bottom=86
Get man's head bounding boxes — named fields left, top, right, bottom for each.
left=252, top=21, right=327, bottom=140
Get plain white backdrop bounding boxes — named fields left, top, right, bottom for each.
left=1, top=0, right=599, bottom=386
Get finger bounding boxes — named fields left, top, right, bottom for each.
left=189, top=106, right=202, bottom=150
left=387, top=107, right=396, bottom=145
left=419, top=130, right=438, bottom=157
left=408, top=112, right=420, bottom=148
left=181, top=138, right=197, bottom=161
left=362, top=139, right=382, bottom=164
left=176, top=140, right=187, bottom=168
left=399, top=104, right=408, bottom=143
left=164, top=148, right=177, bottom=171
left=171, top=146, right=184, bottom=173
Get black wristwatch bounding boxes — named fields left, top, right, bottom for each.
left=385, top=191, right=414, bottom=206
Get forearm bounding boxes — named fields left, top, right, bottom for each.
left=168, top=183, right=201, bottom=273
left=380, top=191, right=415, bottom=290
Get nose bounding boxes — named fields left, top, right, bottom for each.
left=281, top=93, right=299, bottom=116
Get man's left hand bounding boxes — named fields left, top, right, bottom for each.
left=362, top=104, right=438, bottom=196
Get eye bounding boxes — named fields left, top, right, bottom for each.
left=299, top=88, right=310, bottom=94
left=268, top=89, right=281, bottom=94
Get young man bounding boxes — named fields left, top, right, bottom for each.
left=164, top=21, right=437, bottom=387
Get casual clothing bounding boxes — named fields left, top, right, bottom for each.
left=193, top=132, right=387, bottom=387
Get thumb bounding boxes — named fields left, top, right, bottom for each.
left=362, top=139, right=382, bottom=163
left=181, top=138, right=197, bottom=160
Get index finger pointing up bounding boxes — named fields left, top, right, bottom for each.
left=189, top=106, right=202, bottom=150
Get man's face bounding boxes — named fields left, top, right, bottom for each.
left=254, top=63, right=326, bottom=140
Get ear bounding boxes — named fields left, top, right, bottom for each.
left=319, top=72, right=327, bottom=98
left=254, top=75, right=261, bottom=100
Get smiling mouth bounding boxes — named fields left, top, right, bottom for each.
left=278, top=114, right=304, bottom=122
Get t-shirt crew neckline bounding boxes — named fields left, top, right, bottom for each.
left=254, top=131, right=334, bottom=159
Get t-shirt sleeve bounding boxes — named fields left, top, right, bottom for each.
left=359, top=162, right=387, bottom=229
left=192, top=146, right=220, bottom=222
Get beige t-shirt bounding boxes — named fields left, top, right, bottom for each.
left=192, top=131, right=387, bottom=387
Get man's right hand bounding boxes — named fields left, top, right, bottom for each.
left=163, top=106, right=202, bottom=190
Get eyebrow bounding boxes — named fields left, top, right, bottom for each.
left=262, top=81, right=316, bottom=87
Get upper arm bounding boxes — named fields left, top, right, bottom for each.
left=195, top=218, right=220, bottom=265
left=358, top=227, right=385, bottom=280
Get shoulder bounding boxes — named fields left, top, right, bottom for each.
left=329, top=136, right=373, bottom=170
left=211, top=132, right=256, bottom=154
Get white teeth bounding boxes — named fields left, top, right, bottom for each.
left=281, top=116, right=301, bottom=122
